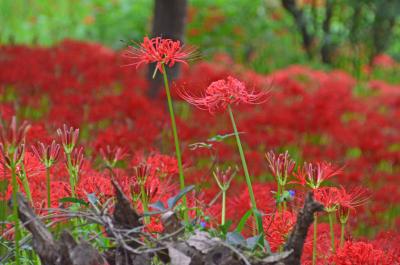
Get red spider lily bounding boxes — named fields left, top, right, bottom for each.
left=314, top=187, right=341, bottom=212
left=336, top=186, right=370, bottom=223
left=31, top=140, right=61, bottom=168
left=0, top=117, right=30, bottom=167
left=69, top=147, right=84, bottom=173
left=124, top=36, right=195, bottom=74
left=0, top=117, right=30, bottom=150
left=293, top=162, right=343, bottom=189
left=57, top=125, right=79, bottom=154
left=265, top=150, right=295, bottom=185
left=177, top=76, right=270, bottom=113
left=213, top=166, right=235, bottom=189
left=99, top=145, right=127, bottom=169
left=134, top=163, right=151, bottom=185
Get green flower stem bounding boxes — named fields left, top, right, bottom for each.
left=65, top=152, right=75, bottom=197
left=140, top=184, right=150, bottom=224
left=312, top=213, right=318, bottom=265
left=228, top=105, right=262, bottom=236
left=19, top=164, right=32, bottom=203
left=161, top=64, right=188, bottom=224
left=340, top=221, right=345, bottom=247
left=221, top=190, right=226, bottom=226
left=328, top=212, right=336, bottom=252
left=11, top=163, right=21, bottom=265
left=46, top=167, right=51, bottom=209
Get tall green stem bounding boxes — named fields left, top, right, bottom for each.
left=227, top=105, right=262, bottom=236
left=328, top=212, right=336, bottom=252
left=66, top=152, right=75, bottom=197
left=140, top=184, right=150, bottom=224
left=221, top=190, right=226, bottom=226
left=340, top=222, right=345, bottom=247
left=46, top=167, right=51, bottom=209
left=312, top=213, right=318, bottom=265
left=11, top=164, right=21, bottom=265
left=161, top=65, right=188, bottom=224
left=19, top=164, right=32, bottom=203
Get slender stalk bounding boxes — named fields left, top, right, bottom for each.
left=340, top=222, right=345, bottom=247
left=312, top=213, right=318, bottom=265
left=19, top=164, right=32, bottom=203
left=11, top=164, right=21, bottom=265
left=277, top=181, right=281, bottom=212
left=221, top=190, right=226, bottom=226
left=65, top=152, right=75, bottom=197
left=328, top=212, right=336, bottom=252
left=140, top=184, right=150, bottom=224
left=227, top=105, right=262, bottom=236
left=46, top=167, right=51, bottom=209
left=161, top=64, right=188, bottom=224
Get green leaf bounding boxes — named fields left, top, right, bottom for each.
left=235, top=209, right=252, bottom=233
left=167, top=185, right=195, bottom=209
left=207, top=132, right=241, bottom=142
left=149, top=200, right=167, bottom=211
left=219, top=220, right=233, bottom=235
left=59, top=197, right=89, bottom=206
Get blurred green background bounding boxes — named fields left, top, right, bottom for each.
left=1, top=0, right=399, bottom=74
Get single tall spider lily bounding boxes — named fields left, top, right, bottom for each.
left=125, top=36, right=196, bottom=224
left=31, top=140, right=61, bottom=208
left=178, top=76, right=270, bottom=242
left=265, top=150, right=295, bottom=212
left=57, top=125, right=80, bottom=197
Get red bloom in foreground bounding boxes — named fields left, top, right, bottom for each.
left=125, top=36, right=195, bottom=74
left=178, top=76, right=270, bottom=113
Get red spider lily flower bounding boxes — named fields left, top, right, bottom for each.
left=293, top=162, right=343, bottom=189
left=314, top=187, right=341, bottom=212
left=134, top=163, right=151, bottom=185
left=177, top=76, right=270, bottom=114
left=336, top=186, right=370, bottom=223
left=31, top=140, right=61, bottom=168
left=0, top=116, right=30, bottom=150
left=124, top=36, right=195, bottom=74
left=68, top=146, right=84, bottom=173
left=57, top=125, right=79, bottom=154
left=265, top=150, right=295, bottom=186
left=213, top=166, right=236, bottom=189
left=99, top=145, right=127, bottom=169
left=0, top=117, right=30, bottom=167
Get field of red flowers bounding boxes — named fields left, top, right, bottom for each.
left=0, top=39, right=399, bottom=264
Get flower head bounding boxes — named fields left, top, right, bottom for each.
left=99, top=145, right=127, bottom=169
left=57, top=125, right=79, bottom=154
left=265, top=150, right=295, bottom=186
left=0, top=116, right=30, bottom=168
left=31, top=140, right=61, bottom=168
left=178, top=76, right=270, bottom=114
left=293, top=161, right=343, bottom=189
left=125, top=36, right=195, bottom=74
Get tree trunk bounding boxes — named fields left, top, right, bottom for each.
left=148, top=0, right=188, bottom=98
